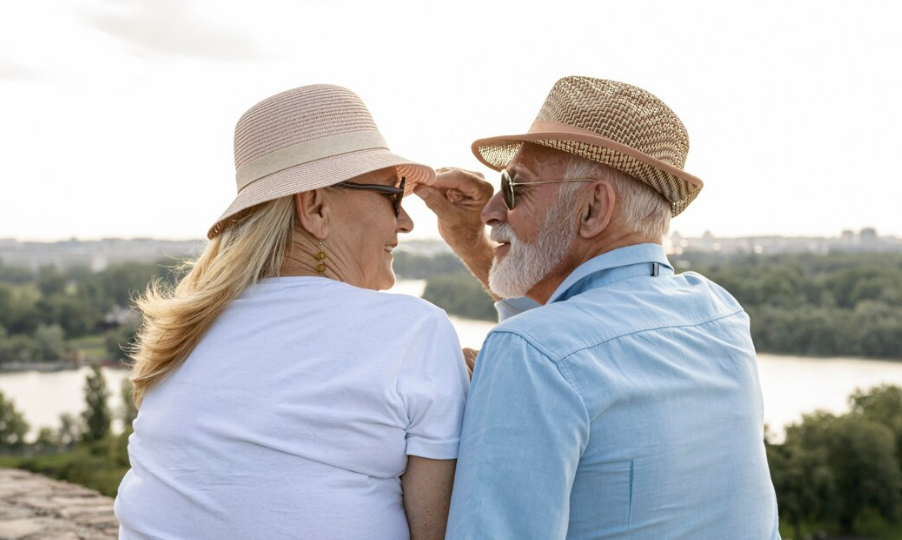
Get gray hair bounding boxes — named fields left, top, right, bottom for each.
left=562, top=155, right=671, bottom=241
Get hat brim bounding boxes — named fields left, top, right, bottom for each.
left=471, top=130, right=703, bottom=216
left=208, top=148, right=434, bottom=239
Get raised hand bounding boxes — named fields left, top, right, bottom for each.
left=415, top=168, right=497, bottom=293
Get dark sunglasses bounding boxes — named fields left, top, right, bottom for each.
left=500, top=169, right=595, bottom=210
left=333, top=177, right=406, bottom=217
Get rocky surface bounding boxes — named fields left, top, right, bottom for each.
left=0, top=468, right=117, bottom=540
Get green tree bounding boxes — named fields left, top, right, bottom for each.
left=0, top=284, right=40, bottom=335
left=850, top=384, right=902, bottom=476
left=81, top=363, right=111, bottom=443
left=423, top=273, right=496, bottom=321
left=771, top=407, right=902, bottom=535
left=0, top=262, right=35, bottom=284
left=0, top=391, right=30, bottom=450
left=33, top=323, right=67, bottom=361
left=37, top=265, right=67, bottom=297
left=121, top=378, right=138, bottom=430
left=825, top=415, right=901, bottom=532
left=0, top=325, right=10, bottom=363
left=767, top=434, right=836, bottom=540
left=100, top=261, right=170, bottom=307
left=105, top=324, right=138, bottom=361
left=36, top=295, right=102, bottom=338
left=0, top=284, right=13, bottom=329
left=0, top=332, right=39, bottom=363
left=31, top=427, right=58, bottom=454
left=56, top=413, right=81, bottom=449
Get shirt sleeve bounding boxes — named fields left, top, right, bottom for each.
left=396, top=310, right=470, bottom=460
left=494, top=297, right=541, bottom=321
left=446, top=331, right=589, bottom=540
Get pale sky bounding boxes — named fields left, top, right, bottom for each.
left=1, top=0, right=900, bottom=242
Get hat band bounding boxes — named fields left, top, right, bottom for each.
left=235, top=130, right=388, bottom=192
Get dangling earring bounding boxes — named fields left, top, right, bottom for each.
left=314, top=240, right=327, bottom=274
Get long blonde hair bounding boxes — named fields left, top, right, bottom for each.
left=130, top=196, right=296, bottom=407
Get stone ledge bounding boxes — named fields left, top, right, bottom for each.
left=0, top=468, right=117, bottom=540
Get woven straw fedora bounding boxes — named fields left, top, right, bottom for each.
left=208, top=84, right=434, bottom=239
left=472, top=76, right=703, bottom=216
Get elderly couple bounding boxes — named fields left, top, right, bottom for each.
left=114, top=77, right=780, bottom=540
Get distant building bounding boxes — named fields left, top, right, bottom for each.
left=860, top=227, right=878, bottom=245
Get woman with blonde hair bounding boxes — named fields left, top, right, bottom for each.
left=114, top=85, right=469, bottom=540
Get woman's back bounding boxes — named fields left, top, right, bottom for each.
left=115, top=277, right=469, bottom=540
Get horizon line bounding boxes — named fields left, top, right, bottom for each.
left=1, top=227, right=898, bottom=245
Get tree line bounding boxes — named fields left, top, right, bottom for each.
left=0, top=260, right=179, bottom=365
left=3, top=249, right=900, bottom=361
left=767, top=384, right=902, bottom=539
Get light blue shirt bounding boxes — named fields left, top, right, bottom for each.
left=447, top=244, right=780, bottom=540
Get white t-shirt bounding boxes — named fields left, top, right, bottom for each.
left=115, top=277, right=469, bottom=540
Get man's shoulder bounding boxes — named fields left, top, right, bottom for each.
left=489, top=301, right=598, bottom=362
left=490, top=271, right=748, bottom=361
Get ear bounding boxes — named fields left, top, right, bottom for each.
left=294, top=189, right=331, bottom=239
left=578, top=180, right=616, bottom=239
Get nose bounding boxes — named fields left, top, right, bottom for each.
left=397, top=205, right=414, bottom=233
left=481, top=190, right=507, bottom=227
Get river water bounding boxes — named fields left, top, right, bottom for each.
left=1, top=279, right=900, bottom=441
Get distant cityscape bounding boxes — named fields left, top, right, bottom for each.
left=667, top=227, right=902, bottom=255
left=0, top=237, right=205, bottom=271
left=1, top=228, right=901, bottom=271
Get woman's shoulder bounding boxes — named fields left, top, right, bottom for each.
left=357, top=286, right=450, bottom=324
left=251, top=277, right=449, bottom=323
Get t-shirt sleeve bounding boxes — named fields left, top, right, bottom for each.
left=396, top=310, right=470, bottom=460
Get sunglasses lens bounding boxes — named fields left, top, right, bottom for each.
left=501, top=170, right=514, bottom=209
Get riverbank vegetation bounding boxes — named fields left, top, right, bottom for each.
left=393, top=251, right=498, bottom=321
left=3, top=249, right=899, bottom=360
left=768, top=384, right=902, bottom=539
left=0, top=364, right=133, bottom=496
left=0, top=260, right=179, bottom=368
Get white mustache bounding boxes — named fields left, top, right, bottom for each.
left=490, top=223, right=517, bottom=244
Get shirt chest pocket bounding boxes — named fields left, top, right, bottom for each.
left=566, top=458, right=633, bottom=538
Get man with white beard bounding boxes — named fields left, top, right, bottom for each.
left=415, top=77, right=780, bottom=540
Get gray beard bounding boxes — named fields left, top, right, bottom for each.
left=488, top=190, right=579, bottom=299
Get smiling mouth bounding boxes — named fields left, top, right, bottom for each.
left=384, top=245, right=396, bottom=253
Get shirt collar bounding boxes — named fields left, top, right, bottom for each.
left=547, top=243, right=674, bottom=304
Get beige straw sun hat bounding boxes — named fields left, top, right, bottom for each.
left=472, top=76, right=703, bottom=216
left=208, top=84, right=434, bottom=239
